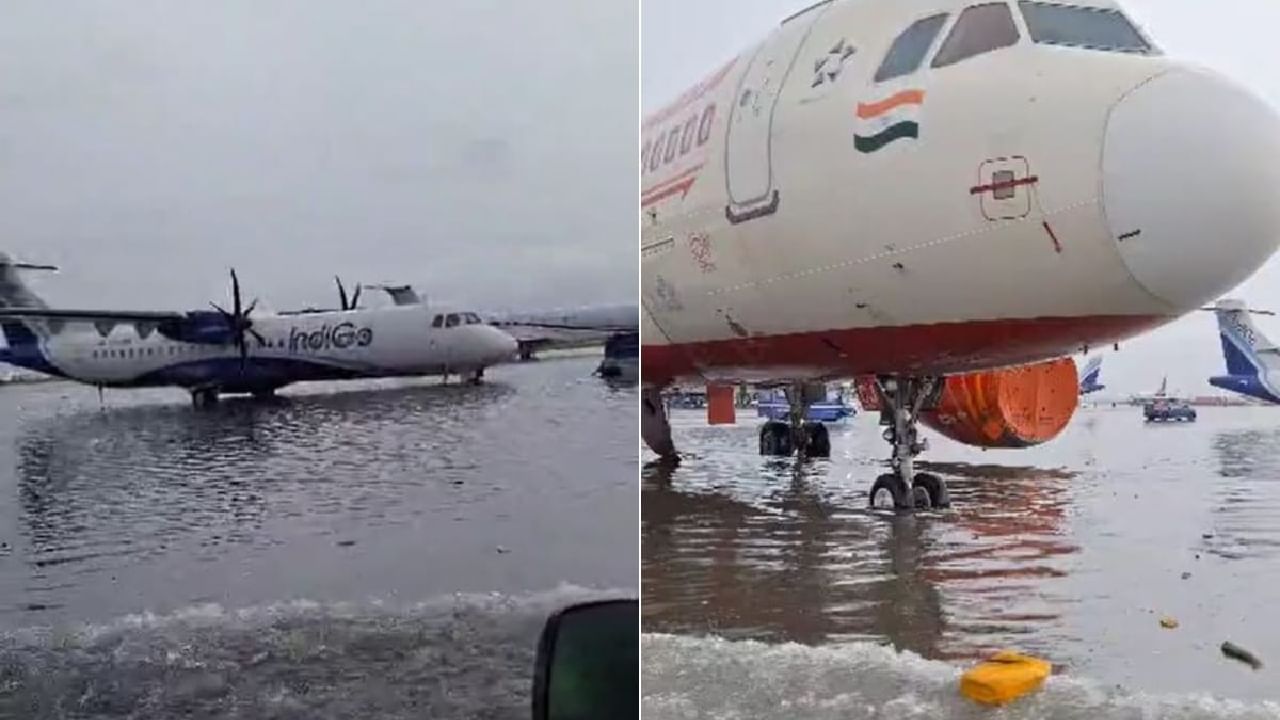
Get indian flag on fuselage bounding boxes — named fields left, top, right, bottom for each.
left=854, top=89, right=925, bottom=154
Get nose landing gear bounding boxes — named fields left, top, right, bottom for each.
left=758, top=383, right=833, bottom=459
left=868, top=377, right=950, bottom=510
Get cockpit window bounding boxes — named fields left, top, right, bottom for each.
left=445, top=313, right=461, bottom=328
left=465, top=313, right=483, bottom=325
left=874, top=13, right=949, bottom=83
left=1019, top=2, right=1152, bottom=54
left=932, top=3, right=1020, bottom=69
left=431, top=314, right=444, bottom=328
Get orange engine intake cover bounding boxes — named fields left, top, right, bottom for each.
left=921, top=358, right=1079, bottom=448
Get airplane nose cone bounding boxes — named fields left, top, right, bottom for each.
left=490, top=329, right=518, bottom=361
left=1103, top=69, right=1280, bottom=311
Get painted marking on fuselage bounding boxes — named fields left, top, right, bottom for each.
left=854, top=89, right=925, bottom=154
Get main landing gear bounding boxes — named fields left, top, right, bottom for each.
left=868, top=377, right=950, bottom=511
left=642, top=387, right=677, bottom=461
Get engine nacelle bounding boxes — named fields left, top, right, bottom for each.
left=855, top=358, right=1079, bottom=449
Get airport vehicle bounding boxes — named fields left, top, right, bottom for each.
left=1079, top=355, right=1105, bottom=395
left=596, top=331, right=639, bottom=380
left=640, top=0, right=1280, bottom=509
left=0, top=255, right=518, bottom=405
left=756, top=388, right=855, bottom=423
left=531, top=598, right=637, bottom=720
left=1143, top=397, right=1196, bottom=422
left=488, top=305, right=638, bottom=360
left=1208, top=298, right=1280, bottom=404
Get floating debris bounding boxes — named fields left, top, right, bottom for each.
left=1221, top=642, right=1263, bottom=670
left=1181, top=571, right=1192, bottom=580
left=1160, top=617, right=1179, bottom=629
left=336, top=540, right=356, bottom=548
left=960, top=650, right=1051, bottom=705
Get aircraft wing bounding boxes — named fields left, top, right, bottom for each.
left=0, top=308, right=185, bottom=322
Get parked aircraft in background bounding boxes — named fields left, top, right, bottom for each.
left=0, top=256, right=516, bottom=405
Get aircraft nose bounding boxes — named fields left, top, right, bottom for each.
left=1103, top=68, right=1280, bottom=311
left=488, top=328, right=518, bottom=362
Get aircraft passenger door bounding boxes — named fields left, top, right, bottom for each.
left=724, top=7, right=829, bottom=224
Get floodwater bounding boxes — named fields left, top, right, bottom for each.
left=643, top=405, right=1280, bottom=718
left=0, top=354, right=636, bottom=719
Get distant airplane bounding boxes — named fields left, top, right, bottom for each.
left=486, top=305, right=638, bottom=360
left=1079, top=356, right=1105, bottom=395
left=641, top=0, right=1280, bottom=510
left=1208, top=298, right=1280, bottom=403
left=0, top=255, right=518, bottom=405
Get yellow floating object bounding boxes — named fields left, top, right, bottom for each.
left=1160, top=617, right=1179, bottom=629
left=960, top=651, right=1052, bottom=706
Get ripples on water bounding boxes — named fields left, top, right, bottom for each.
left=0, top=356, right=636, bottom=718
left=643, top=407, right=1280, bottom=717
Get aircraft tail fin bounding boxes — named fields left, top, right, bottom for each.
left=1079, top=355, right=1104, bottom=394
left=1215, top=299, right=1280, bottom=378
left=0, top=253, right=53, bottom=349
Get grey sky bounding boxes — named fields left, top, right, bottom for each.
left=1, top=0, right=636, bottom=315
left=643, top=0, right=1280, bottom=396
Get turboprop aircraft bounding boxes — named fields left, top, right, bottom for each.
left=641, top=0, right=1280, bottom=510
left=0, top=256, right=518, bottom=405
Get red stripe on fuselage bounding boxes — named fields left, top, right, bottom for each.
left=641, top=314, right=1167, bottom=387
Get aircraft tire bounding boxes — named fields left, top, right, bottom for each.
left=869, top=473, right=911, bottom=510
left=913, top=473, right=950, bottom=509
left=759, top=422, right=793, bottom=456
left=802, top=422, right=831, bottom=458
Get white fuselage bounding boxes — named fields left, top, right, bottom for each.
left=33, top=304, right=517, bottom=392
left=642, top=0, right=1280, bottom=387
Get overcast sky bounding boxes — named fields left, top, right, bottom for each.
left=0, top=0, right=636, bottom=315
left=643, top=0, right=1280, bottom=396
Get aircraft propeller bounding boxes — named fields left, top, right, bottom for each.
left=210, top=268, right=267, bottom=371
left=336, top=276, right=361, bottom=311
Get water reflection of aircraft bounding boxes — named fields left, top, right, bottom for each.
left=642, top=458, right=1075, bottom=660
left=1207, top=429, right=1280, bottom=561
left=14, top=382, right=517, bottom=579
left=641, top=0, right=1280, bottom=511
left=0, top=256, right=518, bottom=406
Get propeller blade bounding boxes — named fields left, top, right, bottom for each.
left=350, top=284, right=361, bottom=310
left=248, top=327, right=268, bottom=347
left=336, top=276, right=349, bottom=311
left=244, top=298, right=259, bottom=317
left=231, top=269, right=242, bottom=319
left=210, top=301, right=231, bottom=318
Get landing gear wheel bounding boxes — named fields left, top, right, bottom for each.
left=802, top=422, right=831, bottom=458
left=912, top=472, right=950, bottom=509
left=192, top=388, right=219, bottom=408
left=759, top=421, right=793, bottom=456
left=869, top=474, right=911, bottom=510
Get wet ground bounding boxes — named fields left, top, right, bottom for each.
left=643, top=405, right=1280, bottom=718
left=0, top=354, right=636, bottom=719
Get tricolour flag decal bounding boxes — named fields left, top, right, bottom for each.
left=854, top=89, right=925, bottom=154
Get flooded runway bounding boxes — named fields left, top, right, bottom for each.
left=643, top=406, right=1280, bottom=718
left=0, top=354, right=636, bottom=719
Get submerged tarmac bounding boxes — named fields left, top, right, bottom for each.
left=643, top=405, right=1280, bottom=718
left=0, top=354, right=636, bottom=719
